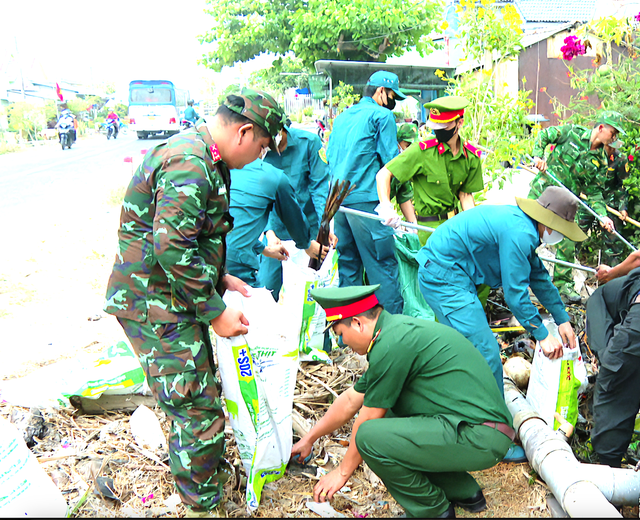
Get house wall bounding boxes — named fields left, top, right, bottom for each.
left=518, top=32, right=605, bottom=127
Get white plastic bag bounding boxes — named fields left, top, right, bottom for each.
left=216, top=288, right=299, bottom=511
left=129, top=405, right=167, bottom=451
left=526, top=320, right=588, bottom=430
left=0, top=417, right=68, bottom=517
left=279, top=241, right=339, bottom=363
left=0, top=341, right=147, bottom=409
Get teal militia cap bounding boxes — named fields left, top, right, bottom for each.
left=397, top=123, right=418, bottom=143
left=367, top=71, right=407, bottom=100
left=225, top=87, right=287, bottom=151
left=310, top=284, right=381, bottom=329
left=597, top=110, right=626, bottom=136
left=424, top=95, right=469, bottom=129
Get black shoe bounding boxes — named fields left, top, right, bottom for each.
left=453, top=490, right=487, bottom=512
left=435, top=503, right=456, bottom=518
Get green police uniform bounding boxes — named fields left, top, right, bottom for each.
left=386, top=97, right=484, bottom=247
left=528, top=111, right=626, bottom=299
left=311, top=285, right=513, bottom=518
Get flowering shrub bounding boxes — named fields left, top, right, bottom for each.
left=635, top=11, right=640, bottom=23
left=561, top=35, right=587, bottom=61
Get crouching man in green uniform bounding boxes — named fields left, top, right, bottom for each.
left=291, top=285, right=513, bottom=518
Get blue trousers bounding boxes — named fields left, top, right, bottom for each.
left=334, top=201, right=404, bottom=314
left=418, top=260, right=503, bottom=396
left=258, top=255, right=283, bottom=300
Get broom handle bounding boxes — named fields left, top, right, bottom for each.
left=337, top=207, right=435, bottom=233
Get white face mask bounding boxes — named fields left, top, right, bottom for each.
left=542, top=228, right=564, bottom=245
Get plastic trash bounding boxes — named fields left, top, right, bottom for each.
left=0, top=417, right=68, bottom=517
left=306, top=501, right=346, bottom=518
left=129, top=405, right=167, bottom=451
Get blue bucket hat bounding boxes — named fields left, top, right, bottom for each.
left=366, top=71, right=406, bottom=100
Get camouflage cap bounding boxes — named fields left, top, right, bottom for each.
left=226, top=88, right=287, bottom=151
left=597, top=110, right=626, bottom=136
left=397, top=123, right=418, bottom=143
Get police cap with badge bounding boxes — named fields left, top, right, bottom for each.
left=310, top=284, right=381, bottom=331
left=423, top=95, right=469, bottom=129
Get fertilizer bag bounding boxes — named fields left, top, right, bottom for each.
left=216, top=288, right=299, bottom=512
left=527, top=320, right=588, bottom=430
left=393, top=233, right=435, bottom=321
left=279, top=241, right=339, bottom=363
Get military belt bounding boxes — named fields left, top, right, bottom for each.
left=417, top=210, right=456, bottom=223
left=481, top=421, right=516, bottom=441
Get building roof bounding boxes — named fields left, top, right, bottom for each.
left=515, top=0, right=597, bottom=23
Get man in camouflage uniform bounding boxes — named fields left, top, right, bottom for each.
left=104, top=88, right=286, bottom=517
left=528, top=111, right=624, bottom=303
left=600, top=140, right=630, bottom=265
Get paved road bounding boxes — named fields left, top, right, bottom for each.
left=0, top=131, right=165, bottom=219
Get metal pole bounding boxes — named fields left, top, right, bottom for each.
left=338, top=206, right=434, bottom=233
left=521, top=158, right=637, bottom=252
left=539, top=256, right=596, bottom=274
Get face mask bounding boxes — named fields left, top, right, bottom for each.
left=542, top=228, right=564, bottom=245
left=434, top=126, right=457, bottom=143
left=383, top=91, right=396, bottom=111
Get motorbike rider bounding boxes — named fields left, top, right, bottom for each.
left=184, top=100, right=199, bottom=126
left=106, top=108, right=120, bottom=137
left=56, top=109, right=76, bottom=144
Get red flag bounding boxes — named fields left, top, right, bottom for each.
left=56, top=83, right=63, bottom=102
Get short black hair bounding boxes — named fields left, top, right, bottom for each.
left=363, top=84, right=378, bottom=98
left=217, top=98, right=270, bottom=141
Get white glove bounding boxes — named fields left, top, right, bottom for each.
left=402, top=225, right=418, bottom=235
left=375, top=202, right=401, bottom=229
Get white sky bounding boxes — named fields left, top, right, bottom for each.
left=1, top=0, right=274, bottom=100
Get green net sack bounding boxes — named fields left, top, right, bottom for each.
left=393, top=233, right=435, bottom=321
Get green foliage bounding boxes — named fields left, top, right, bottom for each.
left=7, top=102, right=45, bottom=141
left=200, top=0, right=443, bottom=71
left=303, top=106, right=314, bottom=117
left=331, top=81, right=361, bottom=115
left=217, top=83, right=242, bottom=105
left=441, top=0, right=533, bottom=191
left=249, top=56, right=313, bottom=94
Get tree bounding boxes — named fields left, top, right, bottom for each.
left=217, top=83, right=242, bottom=105
left=199, top=0, right=443, bottom=71
left=249, top=56, right=313, bottom=94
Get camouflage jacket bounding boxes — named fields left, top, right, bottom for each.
left=530, top=125, right=609, bottom=216
left=104, top=126, right=232, bottom=324
left=604, top=148, right=630, bottom=213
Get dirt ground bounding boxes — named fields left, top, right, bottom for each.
left=0, top=157, right=634, bottom=518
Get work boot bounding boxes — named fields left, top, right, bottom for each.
left=453, top=490, right=487, bottom=512
left=558, top=286, right=581, bottom=304
left=503, top=443, right=527, bottom=463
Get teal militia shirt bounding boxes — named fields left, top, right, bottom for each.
left=263, top=127, right=329, bottom=239
left=327, top=97, right=399, bottom=205
left=228, top=160, right=311, bottom=273
left=418, top=205, right=570, bottom=341
left=353, top=311, right=512, bottom=428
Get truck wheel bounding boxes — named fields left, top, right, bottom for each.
left=137, top=132, right=148, bottom=139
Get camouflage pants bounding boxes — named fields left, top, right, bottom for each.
left=118, top=318, right=229, bottom=511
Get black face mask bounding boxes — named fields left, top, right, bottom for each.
left=383, top=91, right=396, bottom=111
left=434, top=126, right=457, bottom=143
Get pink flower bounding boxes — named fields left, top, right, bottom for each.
left=629, top=155, right=635, bottom=162
left=561, top=35, right=586, bottom=61
left=635, top=11, right=640, bottom=22
left=141, top=493, right=154, bottom=504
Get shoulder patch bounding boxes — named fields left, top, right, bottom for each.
left=419, top=138, right=439, bottom=151
left=463, top=141, right=482, bottom=158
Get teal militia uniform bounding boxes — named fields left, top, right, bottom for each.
left=184, top=106, right=199, bottom=124
left=227, top=159, right=311, bottom=287
left=104, top=126, right=233, bottom=511
left=417, top=205, right=570, bottom=394
left=528, top=124, right=609, bottom=294
left=259, top=127, right=329, bottom=298
left=387, top=138, right=484, bottom=246
left=353, top=311, right=512, bottom=517
left=327, top=96, right=404, bottom=313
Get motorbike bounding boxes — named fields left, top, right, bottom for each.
left=105, top=120, right=118, bottom=140
left=316, top=117, right=327, bottom=140
left=58, top=123, right=74, bottom=150
left=181, top=119, right=195, bottom=131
